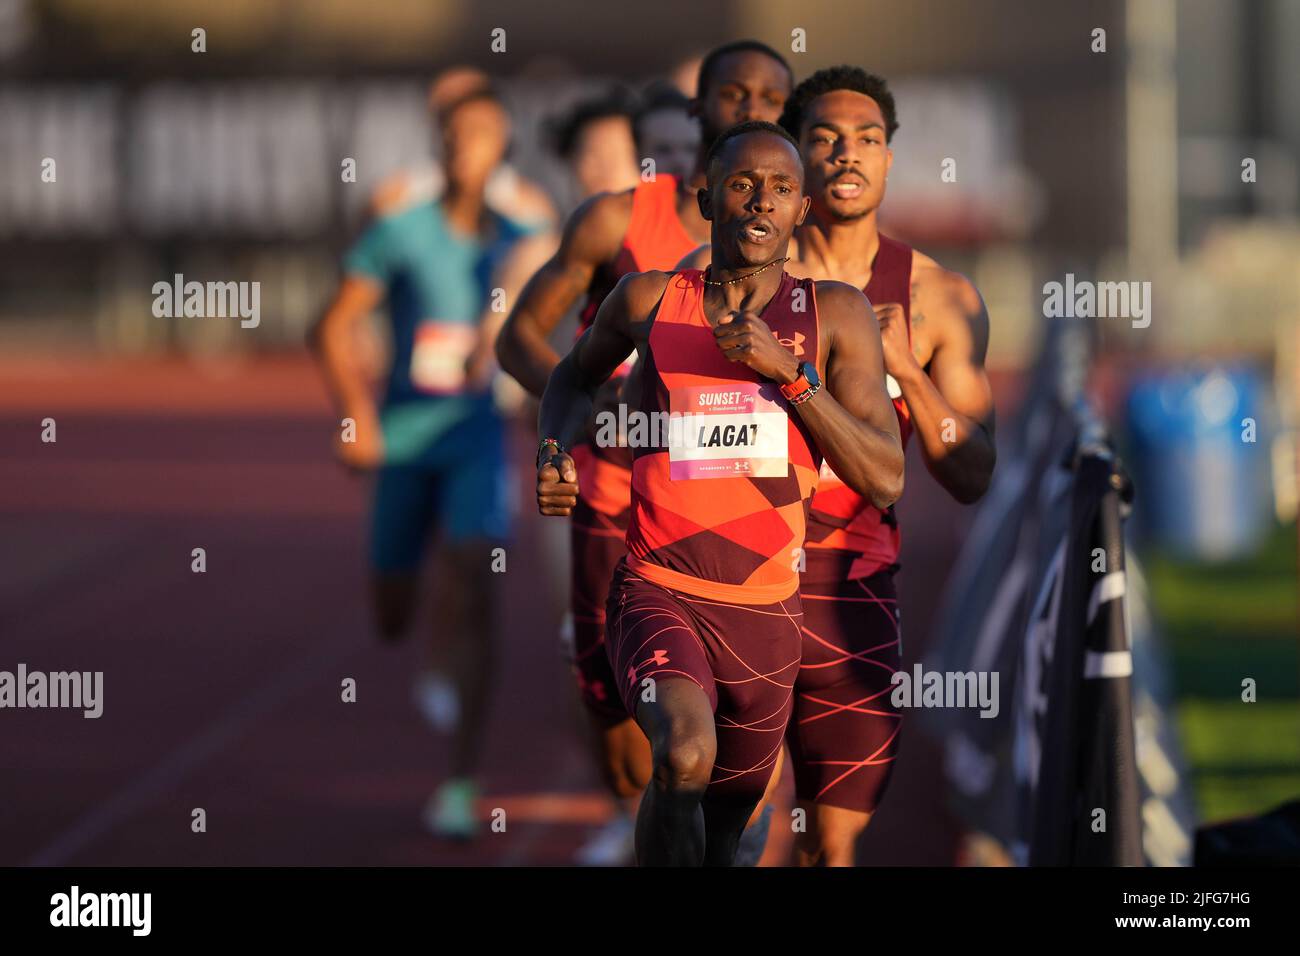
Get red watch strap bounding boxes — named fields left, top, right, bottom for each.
left=780, top=369, right=810, bottom=401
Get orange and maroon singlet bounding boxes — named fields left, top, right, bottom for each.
left=606, top=269, right=820, bottom=799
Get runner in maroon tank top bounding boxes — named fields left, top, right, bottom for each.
left=675, top=69, right=1000, bottom=865
left=535, top=122, right=904, bottom=865
left=780, top=67, right=997, bottom=865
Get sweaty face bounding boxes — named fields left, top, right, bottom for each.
left=798, top=89, right=892, bottom=222
left=703, top=132, right=809, bottom=267
left=441, top=97, right=510, bottom=192
left=573, top=115, right=639, bottom=197
left=636, top=108, right=700, bottom=185
left=696, top=51, right=792, bottom=144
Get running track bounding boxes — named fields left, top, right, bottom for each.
left=0, top=355, right=1019, bottom=866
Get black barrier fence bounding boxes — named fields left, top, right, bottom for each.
left=923, top=315, right=1198, bottom=866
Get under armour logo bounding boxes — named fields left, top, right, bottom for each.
left=651, top=649, right=670, bottom=665
left=772, top=330, right=806, bottom=356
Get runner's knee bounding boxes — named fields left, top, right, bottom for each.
left=652, top=726, right=715, bottom=795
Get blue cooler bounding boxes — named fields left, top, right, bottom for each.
left=1126, top=366, right=1273, bottom=560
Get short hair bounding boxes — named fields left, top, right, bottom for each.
left=632, top=82, right=691, bottom=146
left=437, top=84, right=506, bottom=126
left=696, top=40, right=793, bottom=98
left=549, top=88, right=634, bottom=159
left=779, top=65, right=899, bottom=142
left=704, top=120, right=800, bottom=184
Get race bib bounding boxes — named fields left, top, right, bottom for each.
left=886, top=373, right=902, bottom=399
left=410, top=321, right=477, bottom=395
left=668, top=382, right=788, bottom=480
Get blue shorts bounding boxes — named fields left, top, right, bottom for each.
left=369, top=397, right=513, bottom=573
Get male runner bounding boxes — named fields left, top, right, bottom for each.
left=633, top=84, right=700, bottom=186
left=550, top=89, right=641, bottom=199
left=368, top=66, right=555, bottom=230
left=780, top=67, right=996, bottom=864
left=495, top=42, right=794, bottom=849
left=469, top=89, right=644, bottom=420
left=535, top=122, right=905, bottom=866
left=679, top=67, right=997, bottom=865
left=309, top=83, right=529, bottom=839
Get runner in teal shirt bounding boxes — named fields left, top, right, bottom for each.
left=311, top=82, right=535, bottom=840
left=344, top=197, right=528, bottom=470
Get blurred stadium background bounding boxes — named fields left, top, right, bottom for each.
left=0, top=0, right=1296, bottom=865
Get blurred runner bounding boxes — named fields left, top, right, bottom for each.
left=534, top=121, right=904, bottom=865
left=550, top=87, right=641, bottom=199
left=368, top=66, right=557, bottom=230
left=496, top=41, right=793, bottom=865
left=309, top=81, right=534, bottom=840
left=471, top=88, right=644, bottom=422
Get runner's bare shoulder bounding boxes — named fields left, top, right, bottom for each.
left=610, top=269, right=674, bottom=325
left=811, top=279, right=872, bottom=319
left=911, top=251, right=983, bottom=319
left=561, top=188, right=637, bottom=259
left=808, top=280, right=877, bottom=357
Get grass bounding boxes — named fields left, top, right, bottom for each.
left=1144, top=521, right=1300, bottom=823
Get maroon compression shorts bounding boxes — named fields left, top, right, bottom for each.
left=788, top=553, right=903, bottom=812
left=605, top=557, right=802, bottom=801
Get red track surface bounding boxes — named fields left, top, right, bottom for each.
left=0, top=355, right=1015, bottom=866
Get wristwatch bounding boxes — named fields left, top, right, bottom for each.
left=779, top=361, right=822, bottom=405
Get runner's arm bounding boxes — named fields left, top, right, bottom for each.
left=797, top=282, right=905, bottom=509
left=308, top=274, right=384, bottom=431
left=537, top=271, right=646, bottom=457
left=897, top=272, right=996, bottom=503
left=536, top=272, right=655, bottom=517
left=496, top=191, right=630, bottom=398
left=468, top=231, right=559, bottom=390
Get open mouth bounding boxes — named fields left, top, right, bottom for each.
left=829, top=177, right=865, bottom=200
left=739, top=220, right=774, bottom=243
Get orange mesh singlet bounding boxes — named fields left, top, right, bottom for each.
left=625, top=269, right=823, bottom=604
left=803, top=234, right=914, bottom=580
left=578, top=174, right=699, bottom=334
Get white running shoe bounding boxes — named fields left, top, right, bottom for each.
left=422, top=778, right=479, bottom=840
left=574, top=812, right=636, bottom=866
left=412, top=671, right=460, bottom=734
